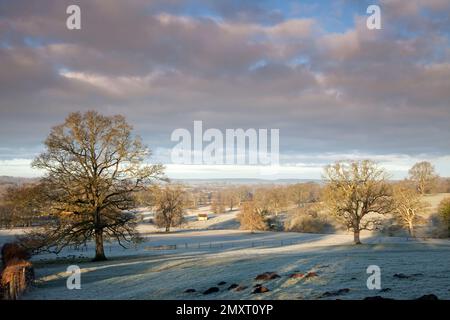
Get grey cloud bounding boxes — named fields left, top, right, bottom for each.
left=0, top=0, right=449, bottom=167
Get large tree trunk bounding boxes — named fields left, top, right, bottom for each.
left=353, top=230, right=361, bottom=244
left=408, top=222, right=415, bottom=238
left=418, top=182, right=425, bottom=195
left=93, top=229, right=106, bottom=261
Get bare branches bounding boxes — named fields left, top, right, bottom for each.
left=322, top=160, right=394, bottom=244
left=392, top=183, right=430, bottom=237
left=28, top=111, right=165, bottom=260
left=408, top=161, right=439, bottom=195
left=152, top=184, right=187, bottom=232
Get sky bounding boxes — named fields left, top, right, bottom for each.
left=0, top=0, right=449, bottom=180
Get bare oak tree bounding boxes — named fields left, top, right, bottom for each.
left=153, top=184, right=186, bottom=232
left=288, top=183, right=321, bottom=208
left=266, top=187, right=288, bottom=216
left=252, top=188, right=272, bottom=215
left=223, top=188, right=240, bottom=211
left=392, top=183, right=429, bottom=237
left=31, top=111, right=164, bottom=261
left=211, top=191, right=226, bottom=214
left=408, top=161, right=438, bottom=195
left=322, top=160, right=393, bottom=244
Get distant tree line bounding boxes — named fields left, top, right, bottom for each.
left=236, top=160, right=450, bottom=243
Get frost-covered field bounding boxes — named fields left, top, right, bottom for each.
left=1, top=226, right=449, bottom=300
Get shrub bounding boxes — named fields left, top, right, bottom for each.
left=1, top=243, right=30, bottom=266
left=379, top=219, right=408, bottom=237
left=266, top=216, right=283, bottom=231
left=0, top=243, right=34, bottom=300
left=237, top=201, right=268, bottom=232
left=1, top=259, right=34, bottom=300
left=285, top=209, right=331, bottom=233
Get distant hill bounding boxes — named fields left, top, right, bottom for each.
left=0, top=176, right=40, bottom=197
left=0, top=176, right=39, bottom=185
left=0, top=176, right=321, bottom=191
left=171, top=178, right=323, bottom=186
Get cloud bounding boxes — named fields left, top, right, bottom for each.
left=0, top=0, right=449, bottom=178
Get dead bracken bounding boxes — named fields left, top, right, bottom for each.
left=255, top=272, right=280, bottom=281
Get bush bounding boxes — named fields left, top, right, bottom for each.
left=237, top=201, right=268, bottom=232
left=1, top=243, right=30, bottom=266
left=1, top=259, right=34, bottom=300
left=0, top=243, right=34, bottom=300
left=378, top=219, right=409, bottom=237
left=285, top=209, right=331, bottom=233
left=266, top=216, right=283, bottom=231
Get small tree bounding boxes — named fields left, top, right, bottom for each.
left=211, top=192, right=226, bottom=214
left=237, top=201, right=267, bottom=233
left=438, top=197, right=450, bottom=238
left=223, top=188, right=240, bottom=211
left=236, top=186, right=251, bottom=204
left=253, top=188, right=272, bottom=215
left=322, top=160, right=394, bottom=244
left=31, top=111, right=164, bottom=261
left=392, top=184, right=429, bottom=237
left=288, top=183, right=320, bottom=208
left=153, top=185, right=186, bottom=232
left=408, top=161, right=438, bottom=195
left=266, top=187, right=288, bottom=216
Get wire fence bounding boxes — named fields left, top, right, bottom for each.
left=59, top=235, right=435, bottom=255
left=144, top=238, right=331, bottom=251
